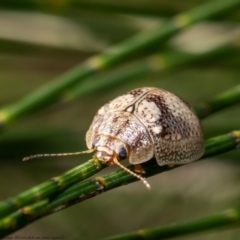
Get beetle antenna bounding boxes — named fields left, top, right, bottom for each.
left=113, top=158, right=151, bottom=189
left=23, top=149, right=94, bottom=161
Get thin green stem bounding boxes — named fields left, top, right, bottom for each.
left=195, top=85, right=240, bottom=119
left=65, top=35, right=240, bottom=101
left=0, top=130, right=239, bottom=237
left=0, top=158, right=106, bottom=219
left=102, top=208, right=240, bottom=240
left=0, top=63, right=92, bottom=124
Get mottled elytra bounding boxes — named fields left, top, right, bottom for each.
left=24, top=87, right=204, bottom=189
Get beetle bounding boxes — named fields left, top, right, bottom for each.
left=24, top=87, right=204, bottom=188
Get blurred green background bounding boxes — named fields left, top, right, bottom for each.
left=0, top=1, right=240, bottom=239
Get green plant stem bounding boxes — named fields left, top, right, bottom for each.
left=0, top=130, right=239, bottom=237
left=65, top=36, right=240, bottom=101
left=195, top=85, right=240, bottom=119
left=0, top=0, right=239, bottom=124
left=0, top=158, right=106, bottom=219
left=102, top=208, right=240, bottom=240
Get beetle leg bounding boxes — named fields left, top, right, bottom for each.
left=134, top=164, right=146, bottom=174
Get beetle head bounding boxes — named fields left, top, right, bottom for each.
left=92, top=135, right=128, bottom=163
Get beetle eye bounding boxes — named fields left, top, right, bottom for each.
left=118, top=146, right=127, bottom=160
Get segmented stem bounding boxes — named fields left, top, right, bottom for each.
left=0, top=157, right=105, bottom=219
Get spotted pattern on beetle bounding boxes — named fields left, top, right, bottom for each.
left=23, top=87, right=205, bottom=189
left=86, top=87, right=204, bottom=167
